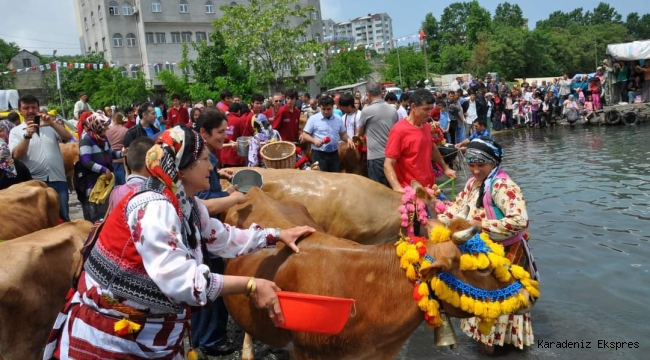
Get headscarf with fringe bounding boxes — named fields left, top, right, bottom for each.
left=465, top=137, right=504, bottom=208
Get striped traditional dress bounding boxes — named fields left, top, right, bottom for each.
left=45, top=179, right=277, bottom=359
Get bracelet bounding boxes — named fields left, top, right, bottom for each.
left=245, top=277, right=257, bottom=297
left=265, top=228, right=280, bottom=246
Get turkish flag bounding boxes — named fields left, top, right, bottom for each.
left=419, top=29, right=426, bottom=41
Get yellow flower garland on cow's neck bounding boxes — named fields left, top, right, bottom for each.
left=395, top=225, right=540, bottom=334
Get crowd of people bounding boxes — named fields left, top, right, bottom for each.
left=0, top=76, right=542, bottom=357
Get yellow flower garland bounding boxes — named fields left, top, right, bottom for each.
left=395, top=225, right=540, bottom=333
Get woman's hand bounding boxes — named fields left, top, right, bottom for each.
left=252, top=278, right=284, bottom=325
left=278, top=226, right=316, bottom=253
left=218, top=168, right=234, bottom=180
left=104, top=169, right=113, bottom=181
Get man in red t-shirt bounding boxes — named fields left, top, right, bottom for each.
left=264, top=93, right=283, bottom=121
left=271, top=88, right=300, bottom=143
left=221, top=103, right=253, bottom=167
left=167, top=94, right=189, bottom=128
left=384, top=89, right=456, bottom=192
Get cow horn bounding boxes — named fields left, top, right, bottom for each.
left=452, top=225, right=479, bottom=244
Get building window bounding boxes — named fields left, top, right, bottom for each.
left=152, top=0, right=162, bottom=13
left=126, top=33, right=136, bottom=47
left=146, top=32, right=154, bottom=44
left=229, top=1, right=236, bottom=7
left=119, top=67, right=128, bottom=77
left=108, top=1, right=119, bottom=15
left=171, top=32, right=181, bottom=43
left=98, top=5, right=103, bottom=19
left=181, top=32, right=192, bottom=43
left=102, top=37, right=106, bottom=51
left=314, top=33, right=321, bottom=42
left=95, top=42, right=99, bottom=52
left=156, top=32, right=166, bottom=43
left=113, top=33, right=123, bottom=47
left=179, top=0, right=189, bottom=13
left=81, top=0, right=85, bottom=6
left=311, top=11, right=319, bottom=20
left=91, top=11, right=95, bottom=25
left=153, top=63, right=163, bottom=74
left=131, top=65, right=140, bottom=78
left=23, top=58, right=32, bottom=67
left=122, top=1, right=132, bottom=15
left=205, top=1, right=214, bottom=13
left=182, top=67, right=190, bottom=76
left=195, top=32, right=207, bottom=42
left=165, top=63, right=175, bottom=73
left=84, top=17, right=88, bottom=30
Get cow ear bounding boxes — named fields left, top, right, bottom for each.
left=352, top=135, right=362, bottom=143
left=411, top=181, right=432, bottom=201
left=420, top=258, right=449, bottom=279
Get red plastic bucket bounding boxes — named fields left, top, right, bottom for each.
left=276, top=291, right=355, bottom=334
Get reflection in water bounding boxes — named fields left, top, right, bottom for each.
left=401, top=127, right=649, bottom=360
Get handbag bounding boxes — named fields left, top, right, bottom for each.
left=501, top=113, right=506, bottom=123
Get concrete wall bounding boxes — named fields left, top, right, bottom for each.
left=8, top=51, right=44, bottom=90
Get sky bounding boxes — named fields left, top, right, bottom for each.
left=1, top=0, right=647, bottom=56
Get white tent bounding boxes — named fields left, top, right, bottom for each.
left=0, top=90, right=19, bottom=111
left=606, top=40, right=650, bottom=61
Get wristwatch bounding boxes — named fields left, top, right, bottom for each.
left=23, top=134, right=32, bottom=139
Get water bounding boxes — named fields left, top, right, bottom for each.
left=401, top=126, right=650, bottom=360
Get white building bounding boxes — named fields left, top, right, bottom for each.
left=72, top=0, right=324, bottom=93
left=322, top=13, right=393, bottom=54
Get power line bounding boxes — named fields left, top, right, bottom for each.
left=0, top=33, right=79, bottom=46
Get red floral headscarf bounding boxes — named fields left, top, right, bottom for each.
left=145, top=126, right=206, bottom=194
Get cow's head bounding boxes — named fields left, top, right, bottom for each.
left=403, top=217, right=539, bottom=334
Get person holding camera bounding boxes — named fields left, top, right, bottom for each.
left=8, top=95, right=72, bottom=221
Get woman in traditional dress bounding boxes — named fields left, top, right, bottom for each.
left=45, top=126, right=315, bottom=360
left=438, top=137, right=539, bottom=355
left=0, top=138, right=32, bottom=190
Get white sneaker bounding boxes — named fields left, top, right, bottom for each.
left=619, top=102, right=628, bottom=105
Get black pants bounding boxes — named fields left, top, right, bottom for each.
left=448, top=124, right=457, bottom=145
left=312, top=150, right=340, bottom=173
left=367, top=158, right=390, bottom=187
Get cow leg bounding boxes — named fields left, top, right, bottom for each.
left=241, top=332, right=255, bottom=360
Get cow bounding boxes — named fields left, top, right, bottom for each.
left=0, top=180, right=61, bottom=240
left=0, top=220, right=93, bottom=360
left=227, top=168, right=409, bottom=244
left=338, top=136, right=367, bottom=176
left=59, top=142, right=79, bottom=193
left=224, top=188, right=532, bottom=360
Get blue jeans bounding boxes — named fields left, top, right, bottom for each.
left=45, top=180, right=70, bottom=221
left=367, top=158, right=389, bottom=187
left=191, top=256, right=229, bottom=349
left=113, top=163, right=126, bottom=186
left=456, top=124, right=466, bottom=144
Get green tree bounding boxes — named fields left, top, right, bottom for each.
left=493, top=2, right=526, bottom=28
left=626, top=12, right=650, bottom=39
left=213, top=0, right=324, bottom=91
left=485, top=25, right=527, bottom=79
left=439, top=1, right=491, bottom=47
left=585, top=2, right=622, bottom=25
left=320, top=47, right=371, bottom=88
left=0, top=38, right=20, bottom=88
left=421, top=12, right=441, bottom=64
left=382, top=47, right=426, bottom=87
left=434, top=44, right=472, bottom=74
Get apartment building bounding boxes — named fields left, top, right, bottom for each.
left=322, top=13, right=393, bottom=53
left=73, top=0, right=324, bottom=93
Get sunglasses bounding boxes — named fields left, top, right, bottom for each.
left=274, top=100, right=282, bottom=103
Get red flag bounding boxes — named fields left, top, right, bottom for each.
left=68, top=62, right=73, bottom=68
left=419, top=29, right=426, bottom=41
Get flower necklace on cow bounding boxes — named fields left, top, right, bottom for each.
left=395, top=191, right=540, bottom=335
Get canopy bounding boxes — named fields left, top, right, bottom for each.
left=606, top=40, right=650, bottom=61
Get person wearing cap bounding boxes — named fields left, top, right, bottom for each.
left=77, top=111, right=123, bottom=222
left=437, top=137, right=537, bottom=355
left=73, top=93, right=93, bottom=120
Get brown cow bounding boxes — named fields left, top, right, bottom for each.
left=59, top=142, right=79, bottom=192
left=0, top=220, right=93, bottom=360
left=0, top=180, right=61, bottom=240
left=338, top=136, right=367, bottom=176
left=228, top=168, right=406, bottom=244
left=224, top=188, right=531, bottom=360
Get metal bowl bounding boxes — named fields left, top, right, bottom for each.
left=231, top=169, right=264, bottom=194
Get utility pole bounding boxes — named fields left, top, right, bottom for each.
left=53, top=50, right=65, bottom=119
left=396, top=42, right=403, bottom=86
